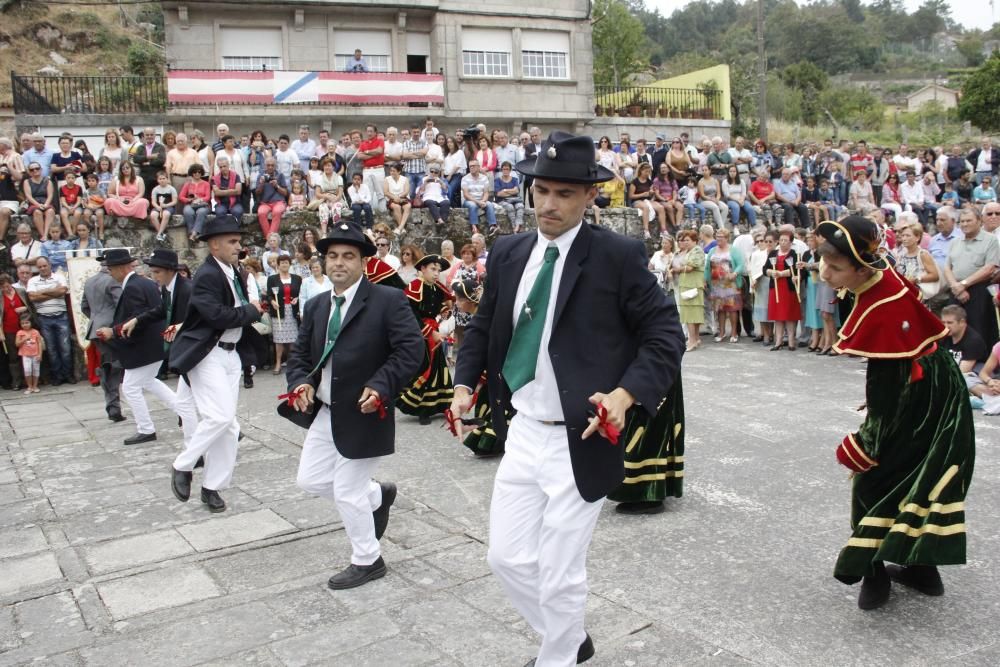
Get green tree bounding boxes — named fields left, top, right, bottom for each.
left=780, top=61, right=828, bottom=125
left=957, top=34, right=986, bottom=67
left=958, top=52, right=1000, bottom=132
left=591, top=0, right=648, bottom=87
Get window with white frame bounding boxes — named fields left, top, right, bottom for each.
left=219, top=27, right=283, bottom=70
left=332, top=30, right=392, bottom=72
left=461, top=28, right=512, bottom=77
left=521, top=30, right=570, bottom=80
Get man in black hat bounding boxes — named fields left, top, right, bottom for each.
left=145, top=247, right=196, bottom=414
left=168, top=215, right=263, bottom=513
left=451, top=130, right=685, bottom=665
left=284, top=222, right=423, bottom=589
left=95, top=249, right=197, bottom=446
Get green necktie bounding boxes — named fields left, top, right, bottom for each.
left=232, top=275, right=248, bottom=305
left=502, top=244, right=559, bottom=393
left=309, top=295, right=345, bottom=376
left=162, top=287, right=172, bottom=354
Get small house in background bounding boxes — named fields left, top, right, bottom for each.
left=906, top=84, right=959, bottom=112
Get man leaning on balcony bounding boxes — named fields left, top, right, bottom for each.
left=347, top=49, right=368, bottom=73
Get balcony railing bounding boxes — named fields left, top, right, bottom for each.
left=12, top=74, right=167, bottom=115
left=11, top=70, right=446, bottom=115
left=594, top=85, right=724, bottom=120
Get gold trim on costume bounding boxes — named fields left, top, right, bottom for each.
left=859, top=516, right=894, bottom=528
left=673, top=423, right=683, bottom=438
left=622, top=472, right=684, bottom=483
left=834, top=331, right=947, bottom=359
left=623, top=456, right=683, bottom=469
left=624, top=427, right=645, bottom=454
left=928, top=465, right=959, bottom=502
left=888, top=522, right=966, bottom=538
left=899, top=501, right=965, bottom=517
left=846, top=537, right=883, bottom=549
left=847, top=434, right=877, bottom=467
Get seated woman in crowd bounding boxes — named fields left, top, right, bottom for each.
left=697, top=164, right=727, bottom=229
left=104, top=160, right=148, bottom=224
left=493, top=161, right=524, bottom=234
left=212, top=156, right=244, bottom=219
left=892, top=219, right=940, bottom=299
left=667, top=137, right=692, bottom=181
left=596, top=136, right=620, bottom=175
left=473, top=135, right=497, bottom=180
left=178, top=164, right=211, bottom=242
left=22, top=162, right=56, bottom=237
left=972, top=174, right=997, bottom=206
left=418, top=165, right=451, bottom=225
left=384, top=162, right=412, bottom=235
left=652, top=163, right=683, bottom=232
left=849, top=170, right=877, bottom=215
left=672, top=229, right=706, bottom=352
left=630, top=162, right=667, bottom=240
left=70, top=221, right=103, bottom=258
left=723, top=165, right=756, bottom=229
left=309, top=157, right=344, bottom=235
left=618, top=140, right=636, bottom=183
left=880, top=173, right=903, bottom=220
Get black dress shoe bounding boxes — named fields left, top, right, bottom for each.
left=194, top=456, right=205, bottom=469
left=108, top=412, right=127, bottom=423
left=418, top=415, right=431, bottom=425
left=373, top=482, right=397, bottom=540
left=886, top=564, right=944, bottom=596
left=858, top=561, right=891, bottom=610
left=171, top=468, right=193, bottom=502
left=327, top=557, right=387, bottom=590
left=615, top=500, right=665, bottom=515
left=243, top=376, right=254, bottom=388
left=66, top=377, right=78, bottom=385
left=200, top=488, right=226, bottom=513
left=123, top=432, right=157, bottom=446
left=524, top=632, right=594, bottom=666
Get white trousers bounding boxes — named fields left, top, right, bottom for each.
left=122, top=360, right=177, bottom=435
left=173, top=346, right=241, bottom=491
left=487, top=415, right=604, bottom=667
left=297, top=405, right=382, bottom=565
left=364, top=167, right=386, bottom=212
left=172, top=374, right=201, bottom=447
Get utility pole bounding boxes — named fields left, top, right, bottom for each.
left=757, top=0, right=767, bottom=141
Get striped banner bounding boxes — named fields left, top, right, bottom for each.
left=167, top=70, right=445, bottom=106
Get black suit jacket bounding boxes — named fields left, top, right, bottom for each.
left=967, top=147, right=1000, bottom=176
left=169, top=258, right=261, bottom=374
left=266, top=273, right=303, bottom=323
left=455, top=223, right=685, bottom=502
left=107, top=273, right=166, bottom=370
left=132, top=142, right=167, bottom=182
left=285, top=279, right=424, bottom=459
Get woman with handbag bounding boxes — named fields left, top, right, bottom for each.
left=671, top=229, right=706, bottom=352
left=893, top=219, right=940, bottom=301
left=266, top=255, right=302, bottom=375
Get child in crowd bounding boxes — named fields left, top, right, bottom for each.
left=58, top=171, right=84, bottom=236
left=82, top=173, right=106, bottom=240
left=307, top=157, right=323, bottom=188
left=817, top=178, right=842, bottom=221
left=679, top=176, right=705, bottom=223
left=347, top=172, right=374, bottom=228
left=15, top=315, right=42, bottom=395
left=149, top=171, right=178, bottom=242
left=802, top=176, right=826, bottom=223
left=827, top=160, right=845, bottom=205
left=95, top=156, right=114, bottom=196
left=288, top=181, right=309, bottom=212
left=940, top=181, right=960, bottom=208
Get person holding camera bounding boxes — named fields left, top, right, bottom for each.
left=384, top=163, right=412, bottom=234
left=255, top=157, right=289, bottom=237
left=418, top=166, right=451, bottom=225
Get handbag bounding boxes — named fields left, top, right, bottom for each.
left=251, top=312, right=272, bottom=336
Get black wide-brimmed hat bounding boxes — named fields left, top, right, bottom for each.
left=144, top=248, right=180, bottom=270
left=198, top=214, right=245, bottom=241
left=414, top=253, right=450, bottom=271
left=100, top=248, right=136, bottom=266
left=816, top=216, right=890, bottom=271
left=316, top=221, right=377, bottom=258
left=515, top=130, right=616, bottom=184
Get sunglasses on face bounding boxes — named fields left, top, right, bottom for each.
left=376, top=242, right=389, bottom=247
left=28, top=167, right=40, bottom=172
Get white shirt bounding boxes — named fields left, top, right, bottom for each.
left=509, top=222, right=583, bottom=421
left=976, top=149, right=993, bottom=173
left=900, top=179, right=925, bottom=206
left=348, top=182, right=372, bottom=204
left=215, top=257, right=244, bottom=344
left=27, top=271, right=68, bottom=315
left=317, top=277, right=362, bottom=405
left=732, top=233, right=756, bottom=273
left=378, top=252, right=401, bottom=269
left=11, top=239, right=41, bottom=272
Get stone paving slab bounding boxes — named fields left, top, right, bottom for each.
left=96, top=564, right=222, bottom=619
left=0, top=523, right=47, bottom=560
left=176, top=509, right=298, bottom=552
left=82, top=529, right=195, bottom=575
left=0, top=552, right=64, bottom=598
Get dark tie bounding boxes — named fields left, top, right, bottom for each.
left=309, top=295, right=346, bottom=376
left=231, top=274, right=248, bottom=305
left=162, top=287, right=172, bottom=353
left=502, top=244, right=559, bottom=393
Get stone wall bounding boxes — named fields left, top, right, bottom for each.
left=2, top=207, right=646, bottom=270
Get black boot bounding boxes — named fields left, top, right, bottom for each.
left=200, top=488, right=226, bottom=513
left=615, top=501, right=665, bottom=515
left=886, top=564, right=944, bottom=596
left=858, top=560, right=891, bottom=610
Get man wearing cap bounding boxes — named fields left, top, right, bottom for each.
left=96, top=249, right=197, bottom=446
left=144, top=249, right=192, bottom=379
left=168, top=215, right=263, bottom=513
left=451, top=131, right=685, bottom=666
left=284, top=222, right=423, bottom=589
left=81, top=263, right=125, bottom=422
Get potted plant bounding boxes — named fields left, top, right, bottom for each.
left=626, top=91, right=644, bottom=117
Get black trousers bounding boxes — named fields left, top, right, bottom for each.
left=779, top=202, right=811, bottom=228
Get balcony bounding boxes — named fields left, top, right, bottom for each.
left=11, top=70, right=445, bottom=116
left=594, top=85, right=724, bottom=120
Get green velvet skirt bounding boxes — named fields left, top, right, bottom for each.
left=397, top=346, right=454, bottom=418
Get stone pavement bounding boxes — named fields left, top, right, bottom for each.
left=0, top=342, right=997, bottom=666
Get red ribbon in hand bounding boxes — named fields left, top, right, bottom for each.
left=444, top=409, right=460, bottom=437
left=593, top=404, right=621, bottom=445
left=278, top=387, right=305, bottom=407
left=371, top=396, right=387, bottom=420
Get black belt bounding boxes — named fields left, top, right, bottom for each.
left=539, top=420, right=566, bottom=426
left=217, top=341, right=237, bottom=351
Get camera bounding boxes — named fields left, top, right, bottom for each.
left=464, top=125, right=480, bottom=141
